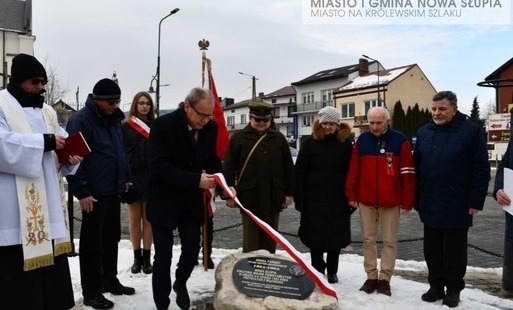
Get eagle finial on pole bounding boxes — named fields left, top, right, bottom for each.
left=198, top=39, right=210, bottom=51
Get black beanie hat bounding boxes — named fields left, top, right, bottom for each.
left=92, top=78, right=121, bottom=100
left=10, top=53, right=47, bottom=84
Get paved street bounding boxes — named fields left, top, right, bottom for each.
left=70, top=170, right=505, bottom=269
left=68, top=169, right=509, bottom=298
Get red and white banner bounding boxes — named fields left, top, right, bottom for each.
left=206, top=173, right=338, bottom=299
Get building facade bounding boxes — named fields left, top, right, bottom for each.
left=480, top=57, right=513, bottom=114
left=291, top=58, right=379, bottom=147
left=334, top=64, right=437, bottom=136
left=0, top=0, right=35, bottom=89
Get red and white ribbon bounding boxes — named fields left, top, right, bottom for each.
left=127, top=116, right=150, bottom=139
left=206, top=173, right=338, bottom=299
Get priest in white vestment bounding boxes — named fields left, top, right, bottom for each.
left=0, top=54, right=81, bottom=310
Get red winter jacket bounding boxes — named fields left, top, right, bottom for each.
left=345, top=129, right=416, bottom=209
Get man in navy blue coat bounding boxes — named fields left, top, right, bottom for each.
left=415, top=91, right=490, bottom=308
left=67, top=78, right=135, bottom=310
left=147, top=87, right=233, bottom=310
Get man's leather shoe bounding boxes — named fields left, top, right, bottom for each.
left=173, top=281, right=190, bottom=310
left=359, top=279, right=378, bottom=294
left=102, top=281, right=135, bottom=295
left=377, top=279, right=392, bottom=296
left=327, top=273, right=338, bottom=284
left=421, top=287, right=445, bottom=302
left=83, top=294, right=114, bottom=309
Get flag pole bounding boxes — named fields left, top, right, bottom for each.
left=199, top=39, right=210, bottom=271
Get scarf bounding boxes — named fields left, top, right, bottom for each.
left=6, top=83, right=45, bottom=109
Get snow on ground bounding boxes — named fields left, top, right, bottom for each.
left=69, top=240, right=513, bottom=309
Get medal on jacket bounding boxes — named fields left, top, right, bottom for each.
left=379, top=141, right=386, bottom=154
left=385, top=152, right=394, bottom=176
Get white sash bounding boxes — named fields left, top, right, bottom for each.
left=0, top=97, right=71, bottom=271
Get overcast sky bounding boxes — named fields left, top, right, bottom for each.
left=32, top=0, right=513, bottom=115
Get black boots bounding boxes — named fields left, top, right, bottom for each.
left=443, top=290, right=460, bottom=308
left=131, top=249, right=153, bottom=274
left=421, top=287, right=459, bottom=308
left=131, top=249, right=142, bottom=274
left=142, top=249, right=153, bottom=274
left=421, top=286, right=445, bottom=302
left=173, top=281, right=190, bottom=310
left=327, top=274, right=338, bottom=284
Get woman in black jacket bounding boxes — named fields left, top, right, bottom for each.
left=295, top=106, right=354, bottom=284
left=122, top=91, right=155, bottom=274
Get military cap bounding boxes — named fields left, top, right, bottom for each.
left=248, top=100, right=274, bottom=119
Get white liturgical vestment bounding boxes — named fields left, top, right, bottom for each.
left=0, top=89, right=75, bottom=246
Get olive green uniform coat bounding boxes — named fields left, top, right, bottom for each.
left=223, top=124, right=296, bottom=251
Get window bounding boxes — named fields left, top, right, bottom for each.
left=341, top=103, right=355, bottom=118
left=273, top=107, right=280, bottom=118
left=227, top=116, right=235, bottom=125
left=271, top=99, right=277, bottom=103
left=240, top=114, right=247, bottom=124
left=286, top=126, right=293, bottom=136
left=302, top=115, right=314, bottom=127
left=321, top=89, right=334, bottom=107
left=302, top=92, right=314, bottom=104
left=364, top=99, right=383, bottom=115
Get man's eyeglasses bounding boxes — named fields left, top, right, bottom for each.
left=107, top=99, right=121, bottom=106
left=253, top=117, right=270, bottom=123
left=189, top=103, right=214, bottom=120
left=31, top=78, right=47, bottom=86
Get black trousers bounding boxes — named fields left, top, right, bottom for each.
left=310, top=249, right=341, bottom=275
left=423, top=225, right=468, bottom=292
left=152, top=215, right=201, bottom=310
left=79, top=195, right=121, bottom=298
left=0, top=244, right=75, bottom=310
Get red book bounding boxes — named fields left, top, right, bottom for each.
left=55, top=131, right=91, bottom=164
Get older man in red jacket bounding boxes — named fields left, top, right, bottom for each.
left=345, top=106, right=416, bottom=297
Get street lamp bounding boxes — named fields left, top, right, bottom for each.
left=362, top=54, right=384, bottom=106
left=148, top=76, right=170, bottom=94
left=154, top=8, right=180, bottom=117
left=238, top=72, right=259, bottom=101
left=148, top=75, right=157, bottom=94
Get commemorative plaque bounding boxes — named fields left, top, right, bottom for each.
left=232, top=256, right=315, bottom=300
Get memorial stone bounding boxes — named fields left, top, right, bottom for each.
left=232, top=256, right=315, bottom=299
left=213, top=250, right=340, bottom=310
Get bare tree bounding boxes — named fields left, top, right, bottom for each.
left=42, top=60, right=69, bottom=105
left=482, top=99, right=497, bottom=119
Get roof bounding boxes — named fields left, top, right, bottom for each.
left=485, top=57, right=513, bottom=81
left=262, top=86, right=295, bottom=99
left=291, top=62, right=370, bottom=86
left=337, top=64, right=415, bottom=92
left=223, top=98, right=251, bottom=110
left=51, top=100, right=77, bottom=111
left=0, top=0, right=31, bottom=33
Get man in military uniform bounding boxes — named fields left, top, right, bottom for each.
left=223, top=100, right=296, bottom=253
